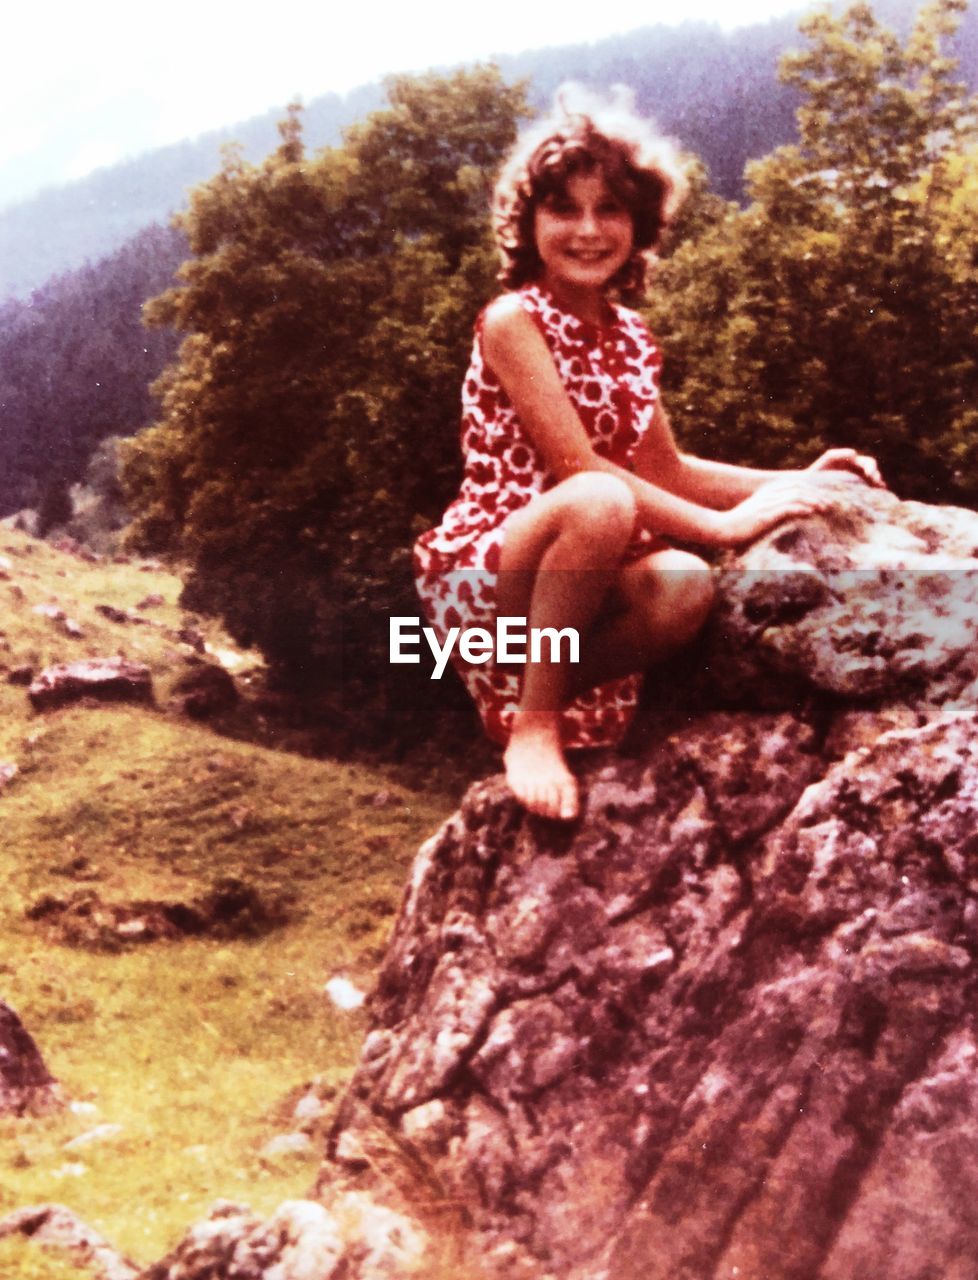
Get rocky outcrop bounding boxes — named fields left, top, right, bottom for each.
left=1, top=1195, right=439, bottom=1280
left=138, top=1198, right=429, bottom=1280
left=171, top=661, right=238, bottom=719
left=28, top=657, right=153, bottom=711
left=0, top=1001, right=58, bottom=1114
left=0, top=1204, right=137, bottom=1280
left=323, top=477, right=978, bottom=1280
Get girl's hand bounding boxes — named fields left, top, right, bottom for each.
left=808, top=448, right=885, bottom=489
left=714, top=480, right=837, bottom=547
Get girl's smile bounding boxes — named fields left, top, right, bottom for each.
left=533, top=171, right=634, bottom=319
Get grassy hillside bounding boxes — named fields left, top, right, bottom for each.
left=0, top=528, right=464, bottom=1276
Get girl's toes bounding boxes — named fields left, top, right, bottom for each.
left=537, top=782, right=558, bottom=820
left=556, top=778, right=579, bottom=821
left=546, top=784, right=565, bottom=821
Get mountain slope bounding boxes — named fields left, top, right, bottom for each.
left=0, top=10, right=812, bottom=299
left=6, top=2, right=975, bottom=300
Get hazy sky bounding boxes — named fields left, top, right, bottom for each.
left=4, top=0, right=806, bottom=207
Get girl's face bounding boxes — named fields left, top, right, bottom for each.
left=533, top=170, right=634, bottom=302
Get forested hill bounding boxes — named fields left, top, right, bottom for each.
left=495, top=13, right=804, bottom=204
left=4, top=0, right=975, bottom=301
left=0, top=223, right=185, bottom=520
left=0, top=82, right=384, bottom=304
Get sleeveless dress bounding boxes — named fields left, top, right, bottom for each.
left=413, top=281, right=664, bottom=749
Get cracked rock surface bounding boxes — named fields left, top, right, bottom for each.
left=328, top=479, right=978, bottom=1280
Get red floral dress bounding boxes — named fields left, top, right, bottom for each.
left=413, top=282, right=664, bottom=749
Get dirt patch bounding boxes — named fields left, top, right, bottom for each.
left=26, top=877, right=292, bottom=950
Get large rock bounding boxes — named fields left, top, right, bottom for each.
left=323, top=478, right=978, bottom=1280
left=0, top=1001, right=57, bottom=1113
left=708, top=477, right=978, bottom=712
left=28, top=657, right=153, bottom=711
left=138, top=1197, right=428, bottom=1280
left=171, top=661, right=238, bottom=720
left=0, top=1204, right=137, bottom=1280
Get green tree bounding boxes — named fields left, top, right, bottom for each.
left=122, top=68, right=526, bottom=747
left=648, top=0, right=978, bottom=503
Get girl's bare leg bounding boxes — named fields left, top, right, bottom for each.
left=496, top=473, right=638, bottom=820
left=570, top=549, right=716, bottom=694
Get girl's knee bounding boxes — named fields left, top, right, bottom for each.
left=500, top=472, right=636, bottom=576
left=663, top=550, right=714, bottom=610
left=627, top=549, right=715, bottom=625
left=557, top=472, right=637, bottom=544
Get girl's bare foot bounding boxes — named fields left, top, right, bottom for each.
left=504, top=710, right=579, bottom=820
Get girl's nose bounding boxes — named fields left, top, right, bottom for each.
left=577, top=208, right=599, bottom=235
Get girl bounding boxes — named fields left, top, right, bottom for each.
left=414, top=87, right=881, bottom=822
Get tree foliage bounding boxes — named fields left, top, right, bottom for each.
left=122, top=68, right=526, bottom=745
left=648, top=0, right=978, bottom=504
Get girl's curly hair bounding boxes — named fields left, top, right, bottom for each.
left=492, top=85, right=688, bottom=300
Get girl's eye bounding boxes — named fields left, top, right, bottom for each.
left=598, top=202, right=627, bottom=216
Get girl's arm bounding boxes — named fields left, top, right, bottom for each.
left=482, top=298, right=834, bottom=548
left=630, top=401, right=778, bottom=508
left=635, top=403, right=884, bottom=503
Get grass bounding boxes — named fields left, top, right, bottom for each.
left=0, top=527, right=470, bottom=1273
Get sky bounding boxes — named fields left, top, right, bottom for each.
left=3, top=0, right=806, bottom=208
